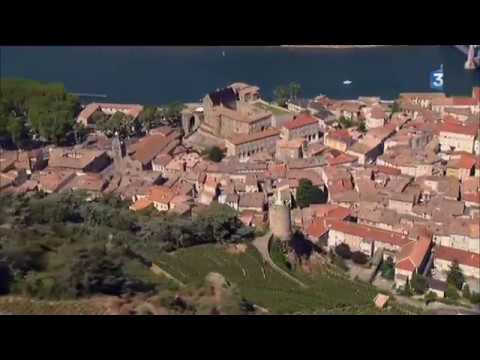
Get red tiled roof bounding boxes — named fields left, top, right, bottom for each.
left=463, top=192, right=480, bottom=204
left=327, top=220, right=411, bottom=247
left=130, top=198, right=154, bottom=211
left=448, top=155, right=477, bottom=170
left=439, top=123, right=478, bottom=137
left=435, top=246, right=480, bottom=269
left=452, top=97, right=478, bottom=106
left=327, top=129, right=352, bottom=141
left=370, top=106, right=386, bottom=119
left=373, top=165, right=402, bottom=176
left=396, top=236, right=432, bottom=272
left=149, top=185, right=176, bottom=204
left=306, top=219, right=329, bottom=238
left=327, top=153, right=358, bottom=166
left=283, top=114, right=318, bottom=130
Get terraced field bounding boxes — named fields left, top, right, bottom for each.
left=153, top=244, right=420, bottom=315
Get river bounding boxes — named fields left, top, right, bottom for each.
left=1, top=46, right=479, bottom=105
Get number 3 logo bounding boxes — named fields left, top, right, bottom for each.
left=433, top=73, right=443, bottom=87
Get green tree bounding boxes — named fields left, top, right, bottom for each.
left=335, top=243, right=352, bottom=259
left=161, top=101, right=185, bottom=126
left=296, top=178, right=326, bottom=209
left=400, top=280, right=414, bottom=297
left=446, top=260, right=465, bottom=290
left=380, top=256, right=395, bottom=280
left=73, top=122, right=89, bottom=145
left=274, top=85, right=289, bottom=108
left=470, top=292, right=480, bottom=304
left=357, top=120, right=367, bottom=133
left=410, top=273, right=428, bottom=295
left=391, top=101, right=400, bottom=114
left=424, top=291, right=437, bottom=304
left=207, top=146, right=224, bottom=162
left=6, top=117, right=27, bottom=148
left=338, top=116, right=353, bottom=129
left=351, top=251, right=368, bottom=265
left=288, top=82, right=302, bottom=101
left=445, top=285, right=460, bottom=300
left=139, top=105, right=159, bottom=132
left=462, top=284, right=471, bottom=299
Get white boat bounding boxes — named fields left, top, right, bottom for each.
left=343, top=80, right=352, bottom=85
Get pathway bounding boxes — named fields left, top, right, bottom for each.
left=252, top=232, right=308, bottom=289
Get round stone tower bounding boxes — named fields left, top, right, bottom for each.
left=268, top=196, right=292, bottom=242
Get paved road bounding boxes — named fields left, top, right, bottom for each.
left=252, top=232, right=308, bottom=289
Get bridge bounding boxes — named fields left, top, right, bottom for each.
left=455, top=45, right=480, bottom=70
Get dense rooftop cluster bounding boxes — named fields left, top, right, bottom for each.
left=1, top=83, right=479, bottom=298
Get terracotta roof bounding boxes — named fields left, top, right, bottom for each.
left=463, top=192, right=480, bottom=204
left=435, top=245, right=480, bottom=269
left=267, top=163, right=287, bottom=179
left=327, top=220, right=411, bottom=247
left=372, top=165, right=401, bottom=176
left=452, top=97, right=479, bottom=106
left=283, top=114, right=318, bottom=130
left=306, top=219, right=329, bottom=238
left=148, top=185, right=176, bottom=204
left=130, top=198, right=154, bottom=211
left=439, top=123, right=478, bottom=137
left=129, top=133, right=179, bottom=165
left=227, top=128, right=280, bottom=146
left=152, top=154, right=173, bottom=167
left=37, top=170, right=76, bottom=193
left=327, top=129, right=352, bottom=141
left=327, top=152, right=358, bottom=166
left=48, top=148, right=107, bottom=170
left=238, top=192, right=265, bottom=209
left=370, top=106, right=386, bottom=119
left=396, top=236, right=432, bottom=272
left=69, top=173, right=106, bottom=192
left=447, top=155, right=476, bottom=170
left=77, top=103, right=100, bottom=121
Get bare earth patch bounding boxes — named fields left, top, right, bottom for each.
left=225, top=244, right=248, bottom=255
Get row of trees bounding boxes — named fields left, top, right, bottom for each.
left=273, top=82, right=302, bottom=108
left=0, top=78, right=80, bottom=147
left=0, top=78, right=187, bottom=147
left=0, top=191, right=254, bottom=300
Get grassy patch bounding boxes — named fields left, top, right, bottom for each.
left=0, top=296, right=105, bottom=315
left=254, top=102, right=291, bottom=116
left=152, top=244, right=420, bottom=315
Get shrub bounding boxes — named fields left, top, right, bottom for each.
left=470, top=292, right=480, bottom=304
left=380, top=257, right=395, bottom=280
left=445, top=285, right=460, bottom=300
left=207, top=146, right=224, bottom=163
left=351, top=251, right=368, bottom=265
left=296, top=179, right=326, bottom=208
left=424, top=291, right=437, bottom=304
left=335, top=243, right=351, bottom=259
left=462, top=284, right=471, bottom=299
left=447, top=261, right=465, bottom=290
left=333, top=256, right=349, bottom=272
left=411, top=273, right=428, bottom=295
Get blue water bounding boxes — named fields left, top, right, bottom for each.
left=1, top=46, right=479, bottom=105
